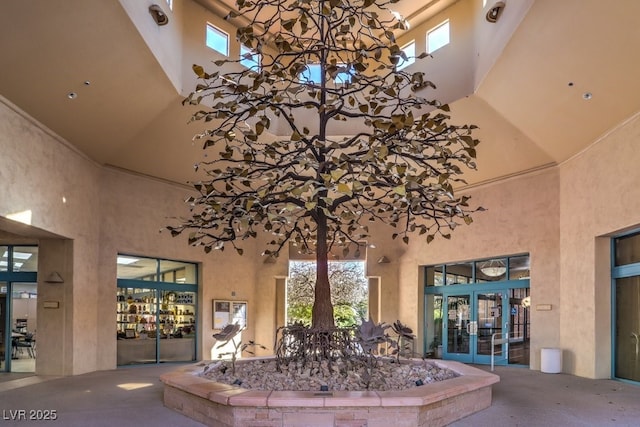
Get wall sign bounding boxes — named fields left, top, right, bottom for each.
left=213, top=300, right=247, bottom=329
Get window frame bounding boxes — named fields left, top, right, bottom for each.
left=397, top=40, right=416, bottom=71
left=240, top=44, right=262, bottom=71
left=206, top=23, right=229, bottom=56
left=426, top=19, right=450, bottom=54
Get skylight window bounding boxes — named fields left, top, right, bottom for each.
left=206, top=23, right=229, bottom=56
left=335, top=64, right=353, bottom=84
left=299, top=64, right=322, bottom=84
left=397, top=40, right=416, bottom=70
left=300, top=63, right=354, bottom=84
left=427, top=20, right=450, bottom=54
left=240, top=44, right=261, bottom=71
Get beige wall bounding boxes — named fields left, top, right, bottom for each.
left=559, top=113, right=640, bottom=378
left=1, top=98, right=102, bottom=375
left=3, top=93, right=640, bottom=379
left=0, top=97, right=263, bottom=374
left=397, top=168, right=561, bottom=370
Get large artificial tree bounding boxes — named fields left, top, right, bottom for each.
left=169, top=0, right=482, bottom=329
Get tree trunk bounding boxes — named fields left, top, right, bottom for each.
left=312, top=212, right=335, bottom=329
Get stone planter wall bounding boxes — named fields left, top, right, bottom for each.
left=160, top=359, right=499, bottom=427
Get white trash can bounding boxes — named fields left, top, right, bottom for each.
left=541, top=348, right=562, bottom=373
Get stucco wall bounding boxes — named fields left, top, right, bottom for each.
left=0, top=98, right=102, bottom=375
left=0, top=96, right=265, bottom=374
left=3, top=92, right=640, bottom=379
left=559, top=112, right=640, bottom=378
left=397, top=168, right=561, bottom=370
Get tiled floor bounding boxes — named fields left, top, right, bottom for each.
left=0, top=363, right=638, bottom=426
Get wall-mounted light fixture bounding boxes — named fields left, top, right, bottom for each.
left=377, top=256, right=390, bottom=264
left=149, top=4, right=169, bottom=26
left=486, top=1, right=506, bottom=23
left=45, top=271, right=64, bottom=283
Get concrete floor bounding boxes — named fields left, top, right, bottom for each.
left=0, top=364, right=639, bottom=426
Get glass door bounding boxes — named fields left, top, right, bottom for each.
left=158, top=289, right=196, bottom=363
left=0, top=282, right=6, bottom=370
left=474, top=291, right=504, bottom=365
left=443, top=291, right=509, bottom=364
left=444, top=294, right=471, bottom=362
left=117, top=287, right=197, bottom=365
left=615, top=276, right=640, bottom=382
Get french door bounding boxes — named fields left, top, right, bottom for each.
left=444, top=291, right=506, bottom=364
left=441, top=285, right=530, bottom=365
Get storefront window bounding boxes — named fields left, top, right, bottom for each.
left=1, top=246, right=38, bottom=272
left=116, top=255, right=198, bottom=365
left=447, top=262, right=473, bottom=284
left=508, top=255, right=530, bottom=280
left=425, top=254, right=529, bottom=286
left=0, top=246, right=7, bottom=271
left=159, top=260, right=197, bottom=284
left=615, top=232, right=640, bottom=266
left=425, top=266, right=444, bottom=286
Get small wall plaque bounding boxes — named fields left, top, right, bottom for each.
left=536, top=304, right=552, bottom=311
left=43, top=301, right=60, bottom=309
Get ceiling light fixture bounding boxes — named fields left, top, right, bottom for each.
left=486, top=1, right=506, bottom=23
left=480, top=259, right=506, bottom=277
left=149, top=4, right=169, bottom=26
left=582, top=92, right=593, bottom=100
left=117, top=256, right=139, bottom=265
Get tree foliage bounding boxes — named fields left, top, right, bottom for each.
left=168, top=0, right=482, bottom=328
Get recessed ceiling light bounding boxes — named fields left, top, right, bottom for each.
left=67, top=92, right=78, bottom=99
left=84, top=80, right=91, bottom=86
left=582, top=92, right=593, bottom=100
left=117, top=256, right=139, bottom=265
left=567, top=82, right=574, bottom=87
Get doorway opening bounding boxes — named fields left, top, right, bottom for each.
left=286, top=260, right=368, bottom=327
left=612, top=232, right=640, bottom=383
left=1, top=245, right=38, bottom=373
left=424, top=254, right=530, bottom=366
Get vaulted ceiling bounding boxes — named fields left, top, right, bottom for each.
left=1, top=0, right=639, bottom=189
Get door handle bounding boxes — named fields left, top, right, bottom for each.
left=467, top=321, right=478, bottom=336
